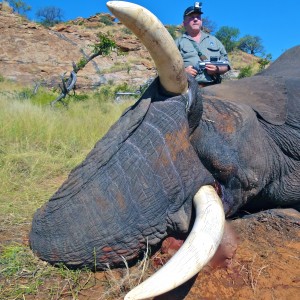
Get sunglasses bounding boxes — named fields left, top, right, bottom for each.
left=186, top=15, right=202, bottom=20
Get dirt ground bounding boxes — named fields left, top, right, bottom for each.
left=1, top=208, right=299, bottom=300
left=151, top=208, right=300, bottom=300
left=79, top=208, right=300, bottom=300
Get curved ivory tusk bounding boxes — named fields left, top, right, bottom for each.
left=124, top=185, right=225, bottom=300
left=106, top=1, right=188, bottom=95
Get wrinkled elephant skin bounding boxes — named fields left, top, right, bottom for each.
left=29, top=2, right=300, bottom=284
left=30, top=78, right=213, bottom=269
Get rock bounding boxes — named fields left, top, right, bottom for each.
left=0, top=10, right=156, bottom=90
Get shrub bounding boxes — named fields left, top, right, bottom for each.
left=258, top=54, right=272, bottom=71
left=73, top=93, right=89, bottom=102
left=238, top=65, right=253, bottom=79
left=121, top=27, right=132, bottom=35
left=99, top=15, right=114, bottom=26
left=166, top=25, right=177, bottom=39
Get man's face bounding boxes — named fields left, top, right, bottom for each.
left=183, top=13, right=202, bottom=31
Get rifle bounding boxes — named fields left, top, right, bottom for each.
left=194, top=60, right=229, bottom=74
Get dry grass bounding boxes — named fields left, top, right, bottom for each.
left=0, top=243, right=95, bottom=299
left=237, top=255, right=269, bottom=293
left=229, top=49, right=261, bottom=72
left=0, top=81, right=139, bottom=299
left=0, top=242, right=154, bottom=300
left=100, top=246, right=152, bottom=300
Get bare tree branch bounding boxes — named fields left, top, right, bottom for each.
left=50, top=71, right=77, bottom=107
left=50, top=33, right=116, bottom=107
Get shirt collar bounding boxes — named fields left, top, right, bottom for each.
left=183, top=31, right=210, bottom=42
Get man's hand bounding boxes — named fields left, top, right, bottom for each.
left=205, top=63, right=229, bottom=75
left=185, top=65, right=198, bottom=77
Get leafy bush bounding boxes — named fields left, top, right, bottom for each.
left=73, top=93, right=89, bottom=102
left=258, top=54, right=272, bottom=71
left=238, top=65, right=253, bottom=79
left=93, top=82, right=136, bottom=103
left=92, top=33, right=116, bottom=56
left=99, top=15, right=114, bottom=26
left=16, top=87, right=32, bottom=100
left=76, top=57, right=88, bottom=70
left=30, top=87, right=60, bottom=106
left=121, top=27, right=132, bottom=35
left=166, top=25, right=177, bottom=39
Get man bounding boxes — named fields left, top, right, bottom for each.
left=175, top=2, right=231, bottom=86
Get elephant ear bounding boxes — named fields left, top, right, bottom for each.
left=202, top=75, right=287, bottom=125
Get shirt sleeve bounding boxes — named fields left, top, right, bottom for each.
left=175, top=37, right=182, bottom=52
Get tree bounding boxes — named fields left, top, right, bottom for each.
left=51, top=33, right=117, bottom=106
left=237, top=35, right=265, bottom=55
left=36, top=6, right=64, bottom=27
left=166, top=25, right=178, bottom=39
left=215, top=26, right=240, bottom=52
left=202, top=17, right=217, bottom=34
left=7, top=0, right=31, bottom=15
left=258, top=53, right=272, bottom=70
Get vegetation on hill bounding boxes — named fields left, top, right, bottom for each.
left=3, top=0, right=271, bottom=82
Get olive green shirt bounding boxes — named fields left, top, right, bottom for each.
left=175, top=31, right=231, bottom=84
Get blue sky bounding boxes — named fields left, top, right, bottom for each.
left=25, top=0, right=299, bottom=60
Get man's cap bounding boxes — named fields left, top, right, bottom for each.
left=183, top=2, right=203, bottom=18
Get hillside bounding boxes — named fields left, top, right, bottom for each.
left=0, top=7, right=259, bottom=91
left=0, top=8, right=156, bottom=90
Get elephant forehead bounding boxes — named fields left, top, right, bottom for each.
left=202, top=76, right=287, bottom=125
left=202, top=100, right=243, bottom=134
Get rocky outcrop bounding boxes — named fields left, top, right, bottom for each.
left=0, top=10, right=156, bottom=90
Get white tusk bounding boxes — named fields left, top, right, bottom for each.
left=124, top=185, right=225, bottom=300
left=106, top=1, right=188, bottom=95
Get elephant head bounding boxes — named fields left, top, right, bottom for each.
left=30, top=2, right=300, bottom=299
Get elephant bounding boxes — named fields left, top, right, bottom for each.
left=29, top=2, right=300, bottom=299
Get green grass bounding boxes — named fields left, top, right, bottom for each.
left=0, top=87, right=132, bottom=224
left=0, top=244, right=44, bottom=298
left=0, top=243, right=153, bottom=300
left=0, top=83, right=138, bottom=298
left=0, top=243, right=96, bottom=299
